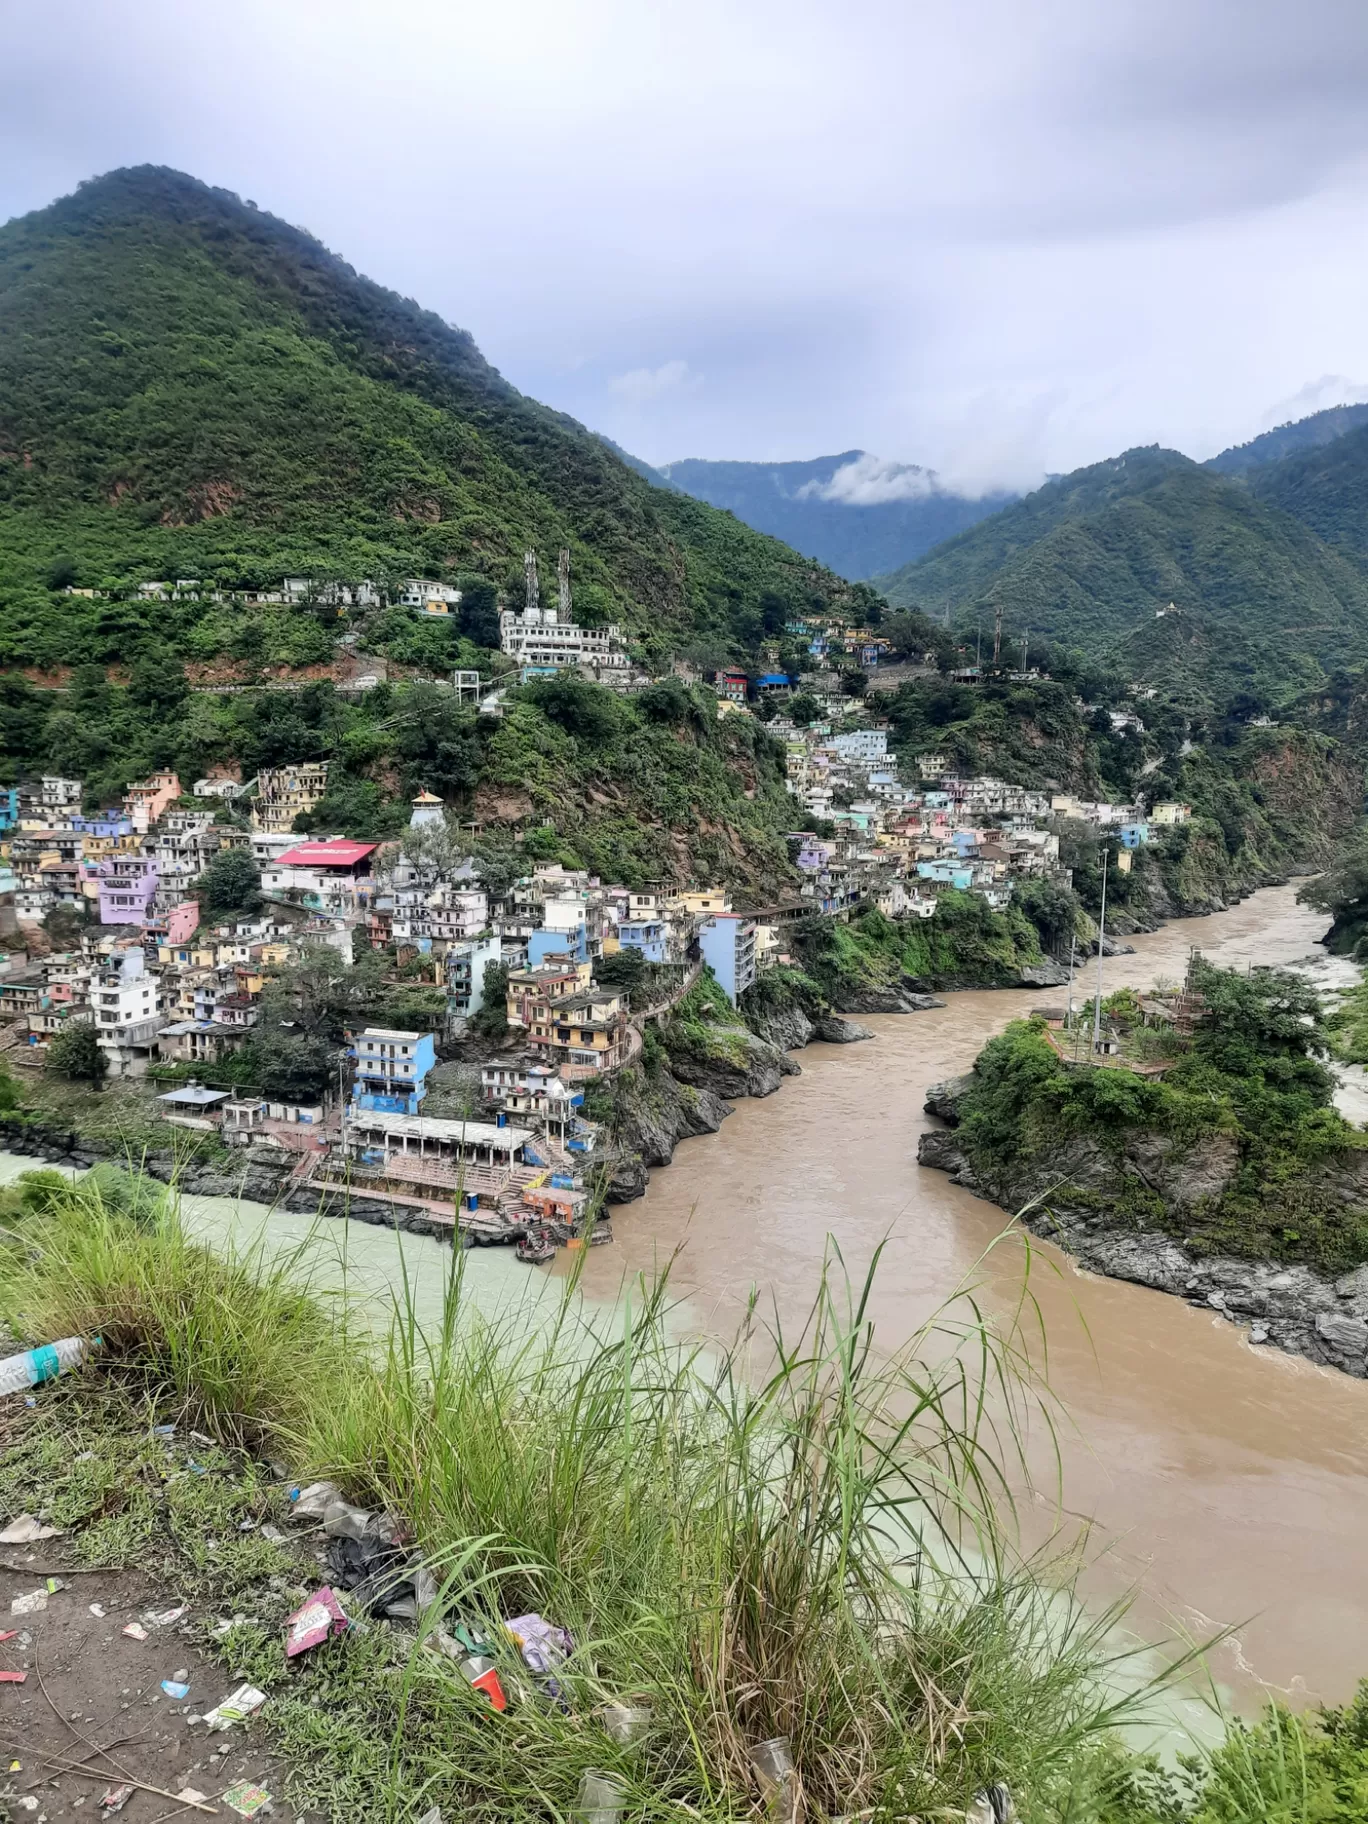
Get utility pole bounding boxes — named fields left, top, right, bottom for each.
left=1091, top=848, right=1109, bottom=1055
left=992, top=602, right=1003, bottom=665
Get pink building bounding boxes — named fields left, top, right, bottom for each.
left=123, top=770, right=181, bottom=834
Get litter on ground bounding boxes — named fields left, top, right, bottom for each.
left=221, top=1782, right=271, bottom=1818
left=0, top=1630, right=17, bottom=1643
left=10, top=1590, right=47, bottom=1616
left=284, top=1586, right=349, bottom=1657
left=287, top=1481, right=341, bottom=1520
left=0, top=1671, right=28, bottom=1684
left=146, top=1606, right=187, bottom=1627
left=0, top=1515, right=64, bottom=1544
left=201, top=1683, right=268, bottom=1730
left=121, top=1623, right=149, bottom=1642
left=89, top=1604, right=106, bottom=1618
left=98, top=1785, right=134, bottom=1815
left=174, top=1791, right=207, bottom=1807
left=161, top=1678, right=191, bottom=1700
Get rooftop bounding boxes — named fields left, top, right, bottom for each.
left=274, top=839, right=378, bottom=868
left=347, top=1110, right=532, bottom=1149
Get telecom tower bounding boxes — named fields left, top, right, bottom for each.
left=524, top=549, right=539, bottom=617
left=557, top=547, right=571, bottom=619
left=992, top=602, right=1003, bottom=665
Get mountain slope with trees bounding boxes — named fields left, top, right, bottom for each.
left=0, top=165, right=869, bottom=674
left=874, top=447, right=1368, bottom=703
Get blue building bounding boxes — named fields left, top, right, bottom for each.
left=616, top=915, right=667, bottom=963
left=698, top=914, right=758, bottom=1005
left=528, top=923, right=588, bottom=965
left=0, top=787, right=19, bottom=836
left=755, top=673, right=791, bottom=697
left=1118, top=821, right=1150, bottom=848
left=350, top=1027, right=437, bottom=1115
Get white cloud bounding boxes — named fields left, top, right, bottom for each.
left=800, top=452, right=937, bottom=505
left=608, top=358, right=696, bottom=405
left=1258, top=374, right=1368, bottom=429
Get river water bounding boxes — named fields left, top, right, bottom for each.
left=3, top=883, right=1365, bottom=1710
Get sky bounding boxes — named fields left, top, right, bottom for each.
left=5, top=0, right=1368, bottom=494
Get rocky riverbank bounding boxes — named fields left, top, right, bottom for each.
left=918, top=1075, right=1368, bottom=1380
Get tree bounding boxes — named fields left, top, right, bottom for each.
left=199, top=847, right=262, bottom=920
left=455, top=576, right=501, bottom=649
left=47, top=1020, right=107, bottom=1082
left=841, top=669, right=869, bottom=697
left=42, top=903, right=85, bottom=950
left=127, top=644, right=189, bottom=720
left=595, top=947, right=646, bottom=999
left=789, top=692, right=822, bottom=727
left=471, top=961, right=509, bottom=1038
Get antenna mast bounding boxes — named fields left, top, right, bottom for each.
left=992, top=602, right=1003, bottom=665
left=557, top=547, right=571, bottom=619
left=524, top=549, right=540, bottom=617
left=1091, top=848, right=1110, bottom=1054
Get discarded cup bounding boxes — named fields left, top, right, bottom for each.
left=575, top=1770, right=628, bottom=1824
left=603, top=1703, right=652, bottom=1748
left=459, top=1653, right=507, bottom=1711
left=288, top=1481, right=343, bottom=1521
left=749, top=1737, right=799, bottom=1822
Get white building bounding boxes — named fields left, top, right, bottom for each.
left=94, top=949, right=166, bottom=1077
left=398, top=579, right=463, bottom=612
left=830, top=729, right=889, bottom=763
left=499, top=604, right=628, bottom=676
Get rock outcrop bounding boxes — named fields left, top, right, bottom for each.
left=917, top=1079, right=1368, bottom=1379
left=596, top=1069, right=734, bottom=1203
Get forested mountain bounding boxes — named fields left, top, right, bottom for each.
left=653, top=452, right=1011, bottom=580
left=874, top=445, right=1368, bottom=704
left=1244, top=421, right=1368, bottom=564
left=1206, top=402, right=1368, bottom=476
left=0, top=166, right=870, bottom=673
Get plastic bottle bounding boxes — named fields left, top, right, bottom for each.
left=0, top=1335, right=97, bottom=1397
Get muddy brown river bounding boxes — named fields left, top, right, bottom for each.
left=578, top=883, right=1368, bottom=1709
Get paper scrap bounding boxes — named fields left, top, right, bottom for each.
left=202, top=1683, right=267, bottom=1730
left=284, top=1586, right=349, bottom=1658
left=99, top=1785, right=134, bottom=1814
left=222, top=1782, right=271, bottom=1818
left=0, top=1671, right=28, bottom=1684
left=0, top=1631, right=17, bottom=1643
left=174, top=1791, right=206, bottom=1807
left=121, top=1622, right=148, bottom=1642
left=10, top=1590, right=46, bottom=1616
left=89, top=1604, right=106, bottom=1618
left=0, top=1515, right=63, bottom=1544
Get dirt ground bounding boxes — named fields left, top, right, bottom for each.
left=0, top=1552, right=302, bottom=1824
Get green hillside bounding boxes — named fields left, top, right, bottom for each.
left=0, top=165, right=868, bottom=671
left=1206, top=401, right=1368, bottom=476
left=1246, top=421, right=1368, bottom=563
left=875, top=447, right=1368, bottom=701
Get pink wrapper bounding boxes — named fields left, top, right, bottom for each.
left=284, top=1585, right=350, bottom=1657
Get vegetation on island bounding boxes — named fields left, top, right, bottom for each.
left=953, top=961, right=1368, bottom=1274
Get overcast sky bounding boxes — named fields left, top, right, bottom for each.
left=5, top=0, right=1368, bottom=494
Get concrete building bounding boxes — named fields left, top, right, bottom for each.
left=499, top=603, right=627, bottom=676
left=252, top=763, right=330, bottom=833
left=528, top=985, right=629, bottom=1079
left=351, top=1028, right=438, bottom=1115
left=123, top=771, right=181, bottom=834
left=398, top=579, right=462, bottom=613
left=96, top=856, right=159, bottom=925
left=446, top=934, right=504, bottom=1021
left=93, top=949, right=165, bottom=1077
left=262, top=838, right=378, bottom=912
left=698, top=913, right=757, bottom=1004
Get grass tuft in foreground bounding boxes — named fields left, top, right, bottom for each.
left=3, top=1169, right=1365, bottom=1823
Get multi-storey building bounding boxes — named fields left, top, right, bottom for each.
left=251, top=762, right=330, bottom=832
left=350, top=1028, right=438, bottom=1115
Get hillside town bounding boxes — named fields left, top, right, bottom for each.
left=0, top=565, right=1195, bottom=1257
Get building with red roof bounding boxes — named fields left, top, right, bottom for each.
left=261, top=838, right=379, bottom=913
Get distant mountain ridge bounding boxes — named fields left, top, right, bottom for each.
left=1206, top=402, right=1368, bottom=476
left=645, top=451, right=1013, bottom=581
left=873, top=442, right=1368, bottom=705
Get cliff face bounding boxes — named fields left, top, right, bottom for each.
left=918, top=1078, right=1368, bottom=1378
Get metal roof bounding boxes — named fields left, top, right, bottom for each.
left=274, top=839, right=378, bottom=868
left=346, top=1110, right=532, bottom=1149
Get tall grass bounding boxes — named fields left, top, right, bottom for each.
left=0, top=1173, right=1188, bottom=1821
